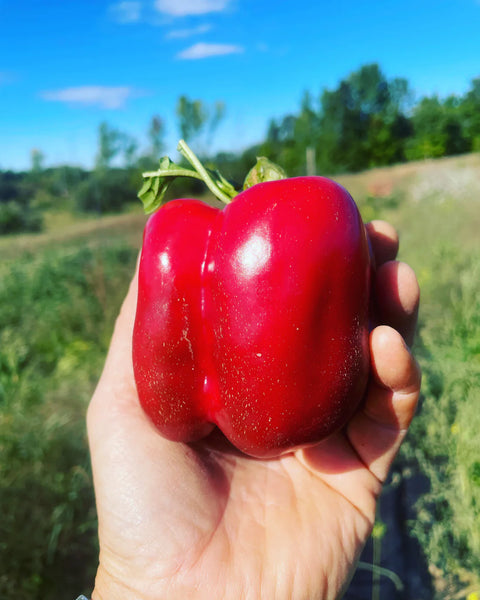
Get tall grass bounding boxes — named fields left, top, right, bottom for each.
left=356, top=163, right=480, bottom=596
left=0, top=241, right=137, bottom=599
left=405, top=244, right=480, bottom=587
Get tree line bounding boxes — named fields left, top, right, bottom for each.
left=260, top=63, right=480, bottom=175
left=1, top=63, right=480, bottom=233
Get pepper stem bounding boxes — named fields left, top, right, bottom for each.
left=177, top=140, right=234, bottom=205
left=138, top=140, right=287, bottom=215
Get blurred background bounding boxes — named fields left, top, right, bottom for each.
left=1, top=1, right=479, bottom=598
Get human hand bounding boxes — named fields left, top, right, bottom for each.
left=87, top=219, right=420, bottom=600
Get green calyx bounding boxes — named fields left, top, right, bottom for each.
left=243, top=157, right=287, bottom=189
left=138, top=140, right=287, bottom=214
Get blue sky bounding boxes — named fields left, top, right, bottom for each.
left=1, top=0, right=480, bottom=171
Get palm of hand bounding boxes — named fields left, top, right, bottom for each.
left=88, top=221, right=420, bottom=600
left=91, top=387, right=377, bottom=600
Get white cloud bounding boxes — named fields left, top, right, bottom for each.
left=40, top=86, right=136, bottom=109
left=177, top=42, right=243, bottom=59
left=155, top=0, right=231, bottom=17
left=109, top=1, right=142, bottom=23
left=166, top=23, right=212, bottom=39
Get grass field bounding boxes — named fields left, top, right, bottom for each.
left=1, top=154, right=479, bottom=599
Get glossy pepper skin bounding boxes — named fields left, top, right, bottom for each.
left=133, top=176, right=371, bottom=458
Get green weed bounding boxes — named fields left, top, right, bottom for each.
left=0, top=241, right=137, bottom=599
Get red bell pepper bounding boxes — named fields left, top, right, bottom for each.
left=132, top=142, right=371, bottom=458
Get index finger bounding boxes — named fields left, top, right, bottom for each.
left=366, top=220, right=399, bottom=267
left=346, top=325, right=422, bottom=483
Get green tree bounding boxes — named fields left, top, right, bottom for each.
left=459, top=78, right=480, bottom=151
left=0, top=171, right=43, bottom=234
left=94, top=122, right=138, bottom=169
left=148, top=115, right=165, bottom=161
left=317, top=64, right=412, bottom=172
left=406, top=95, right=468, bottom=160
left=30, top=148, right=45, bottom=174
left=78, top=122, right=139, bottom=214
left=176, top=96, right=225, bottom=152
left=95, top=121, right=123, bottom=170
left=75, top=169, right=138, bottom=213
left=122, top=133, right=139, bottom=169
left=442, top=95, right=469, bottom=156
left=293, top=92, right=320, bottom=175
left=176, top=96, right=208, bottom=144
left=259, top=113, right=302, bottom=175
left=366, top=77, right=413, bottom=166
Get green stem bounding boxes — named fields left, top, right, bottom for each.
left=177, top=139, right=233, bottom=205
left=138, top=139, right=284, bottom=214
left=142, top=167, right=203, bottom=181
left=372, top=531, right=381, bottom=600
left=356, top=562, right=404, bottom=592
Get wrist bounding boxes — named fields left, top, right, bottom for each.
left=90, top=568, right=154, bottom=600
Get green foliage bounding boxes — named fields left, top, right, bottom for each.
left=176, top=95, right=225, bottom=153
left=30, top=148, right=45, bottom=174
left=0, top=171, right=44, bottom=233
left=459, top=78, right=480, bottom=147
left=74, top=168, right=140, bottom=213
left=261, top=64, right=414, bottom=175
left=176, top=95, right=208, bottom=143
left=0, top=200, right=43, bottom=234
left=211, top=145, right=262, bottom=188
left=347, top=163, right=480, bottom=594
left=38, top=166, right=89, bottom=209
left=406, top=96, right=469, bottom=160
left=147, top=115, right=165, bottom=164
left=319, top=64, right=413, bottom=172
left=378, top=177, right=480, bottom=593
left=95, top=121, right=128, bottom=170
left=0, top=241, right=137, bottom=599
left=357, top=192, right=401, bottom=223
left=404, top=247, right=480, bottom=579
left=260, top=65, right=480, bottom=177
